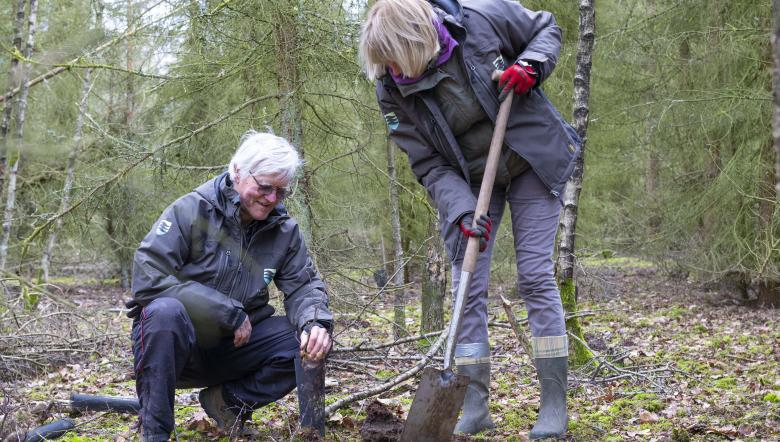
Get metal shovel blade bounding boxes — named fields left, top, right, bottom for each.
left=400, top=367, right=469, bottom=442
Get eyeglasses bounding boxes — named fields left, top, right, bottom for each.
left=250, top=175, right=291, bottom=200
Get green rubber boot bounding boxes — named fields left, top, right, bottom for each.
left=454, top=343, right=495, bottom=435
left=529, top=356, right=568, bottom=440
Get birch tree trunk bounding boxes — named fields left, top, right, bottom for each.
left=41, top=69, right=92, bottom=283
left=556, top=0, right=595, bottom=366
left=0, top=0, right=26, bottom=193
left=773, top=0, right=780, bottom=200
left=421, top=205, right=445, bottom=333
left=0, top=0, right=38, bottom=273
left=387, top=140, right=406, bottom=338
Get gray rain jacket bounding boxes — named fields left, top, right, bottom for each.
left=377, top=0, right=581, bottom=227
left=131, top=172, right=332, bottom=347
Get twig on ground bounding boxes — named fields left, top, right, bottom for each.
left=333, top=330, right=441, bottom=353
left=568, top=332, right=671, bottom=393
left=500, top=294, right=533, bottom=357
left=328, top=359, right=382, bottom=371
left=324, top=327, right=448, bottom=416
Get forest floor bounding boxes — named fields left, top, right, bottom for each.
left=1, top=258, right=779, bottom=441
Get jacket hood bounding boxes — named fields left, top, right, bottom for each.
left=431, top=0, right=463, bottom=22
left=194, top=172, right=289, bottom=226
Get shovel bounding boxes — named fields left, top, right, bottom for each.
left=400, top=70, right=513, bottom=441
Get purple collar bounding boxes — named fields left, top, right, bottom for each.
left=390, top=19, right=458, bottom=85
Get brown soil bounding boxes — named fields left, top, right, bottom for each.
left=358, top=400, right=404, bottom=442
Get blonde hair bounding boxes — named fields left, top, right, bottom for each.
left=359, top=0, right=440, bottom=80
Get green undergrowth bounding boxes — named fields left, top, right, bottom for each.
left=47, top=276, right=121, bottom=286
left=580, top=255, right=655, bottom=269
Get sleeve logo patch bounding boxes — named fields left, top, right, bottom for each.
left=263, top=268, right=277, bottom=285
left=156, top=220, right=172, bottom=235
left=492, top=56, right=506, bottom=71
left=384, top=112, right=400, bottom=132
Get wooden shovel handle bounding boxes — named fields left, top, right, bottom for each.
left=461, top=72, right=512, bottom=274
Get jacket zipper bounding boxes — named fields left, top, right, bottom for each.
left=430, top=119, right=458, bottom=166
left=467, top=61, right=561, bottom=198
left=467, top=62, right=500, bottom=116
left=214, top=250, right=230, bottom=292
left=234, top=228, right=251, bottom=305
left=420, top=94, right=470, bottom=182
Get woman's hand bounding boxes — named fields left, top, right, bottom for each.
left=498, top=61, right=537, bottom=100
left=459, top=213, right=493, bottom=252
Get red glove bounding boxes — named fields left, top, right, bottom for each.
left=459, top=213, right=493, bottom=253
left=498, top=61, right=537, bottom=101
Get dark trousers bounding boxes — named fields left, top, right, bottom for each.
left=132, top=297, right=299, bottom=440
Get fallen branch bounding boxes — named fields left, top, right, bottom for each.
left=568, top=332, right=671, bottom=393
left=328, top=359, right=382, bottom=371
left=500, top=294, right=533, bottom=357
left=1, top=275, right=77, bottom=309
left=324, top=328, right=448, bottom=416
left=333, top=330, right=441, bottom=353
left=334, top=311, right=595, bottom=354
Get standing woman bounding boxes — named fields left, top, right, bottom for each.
left=359, top=0, right=580, bottom=438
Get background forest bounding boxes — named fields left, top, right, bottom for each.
left=0, top=0, right=778, bottom=441
left=0, top=0, right=775, bottom=304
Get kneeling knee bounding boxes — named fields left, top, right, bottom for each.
left=142, top=298, right=190, bottom=326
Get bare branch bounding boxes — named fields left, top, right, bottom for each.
left=324, top=328, right=448, bottom=415
left=21, top=93, right=281, bottom=249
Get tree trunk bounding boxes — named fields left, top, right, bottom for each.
left=644, top=0, right=661, bottom=232
left=387, top=140, right=406, bottom=338
left=0, top=160, right=18, bottom=273
left=762, top=0, right=780, bottom=307
left=273, top=2, right=313, bottom=246
left=421, top=205, right=445, bottom=333
left=93, top=0, right=104, bottom=28
left=125, top=0, right=135, bottom=127
left=108, top=0, right=134, bottom=289
left=0, top=0, right=26, bottom=191
left=774, top=0, right=780, bottom=200
left=754, top=136, right=780, bottom=308
left=556, top=0, right=595, bottom=366
left=41, top=69, right=92, bottom=283
left=0, top=0, right=38, bottom=273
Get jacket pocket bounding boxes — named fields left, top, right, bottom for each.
left=440, top=215, right=466, bottom=262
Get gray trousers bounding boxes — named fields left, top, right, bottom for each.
left=444, top=170, right=566, bottom=344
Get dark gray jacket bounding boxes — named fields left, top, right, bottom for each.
left=377, top=0, right=581, bottom=226
left=131, top=173, right=332, bottom=346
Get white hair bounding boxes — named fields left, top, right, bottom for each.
left=228, top=130, right=302, bottom=183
